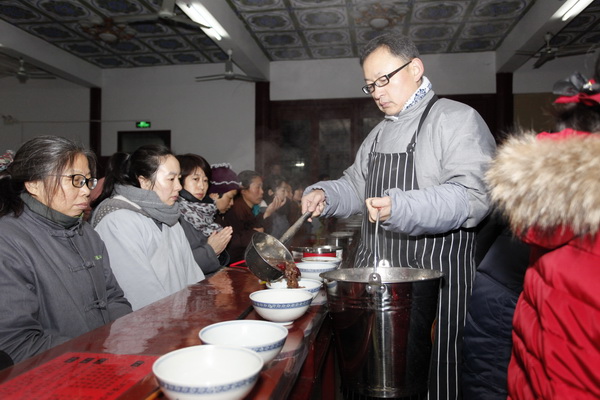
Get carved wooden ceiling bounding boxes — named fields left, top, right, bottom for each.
left=0, top=0, right=598, bottom=80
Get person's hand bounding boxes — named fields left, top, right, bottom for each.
left=263, top=195, right=286, bottom=219
left=207, top=226, right=233, bottom=255
left=366, top=196, right=392, bottom=223
left=301, top=189, right=326, bottom=220
left=253, top=227, right=264, bottom=233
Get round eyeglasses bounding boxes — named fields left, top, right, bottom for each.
left=362, top=60, right=413, bottom=95
left=58, top=174, right=98, bottom=190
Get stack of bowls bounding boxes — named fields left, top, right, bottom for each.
left=296, top=256, right=342, bottom=281
left=266, top=277, right=323, bottom=300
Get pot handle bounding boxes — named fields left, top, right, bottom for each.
left=366, top=272, right=386, bottom=294
left=279, top=211, right=312, bottom=245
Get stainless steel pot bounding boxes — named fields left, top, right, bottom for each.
left=291, top=245, right=342, bottom=260
left=321, top=267, right=444, bottom=398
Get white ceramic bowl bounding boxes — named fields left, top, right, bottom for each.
left=297, top=256, right=342, bottom=281
left=249, top=289, right=313, bottom=324
left=153, top=345, right=263, bottom=400
left=266, top=278, right=323, bottom=300
left=199, top=320, right=288, bottom=364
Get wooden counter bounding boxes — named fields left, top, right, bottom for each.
left=0, top=267, right=335, bottom=399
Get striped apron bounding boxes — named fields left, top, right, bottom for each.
left=353, top=96, right=475, bottom=400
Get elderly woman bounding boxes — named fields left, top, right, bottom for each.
left=177, top=154, right=233, bottom=275
left=0, top=136, right=132, bottom=365
left=92, top=145, right=204, bottom=310
left=222, top=170, right=283, bottom=263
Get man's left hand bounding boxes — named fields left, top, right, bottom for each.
left=366, top=196, right=392, bottom=222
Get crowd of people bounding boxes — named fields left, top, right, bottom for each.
left=0, top=136, right=308, bottom=366
left=0, top=31, right=598, bottom=400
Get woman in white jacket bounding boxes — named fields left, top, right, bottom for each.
left=91, top=145, right=204, bottom=310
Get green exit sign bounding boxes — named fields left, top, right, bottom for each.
left=136, top=121, right=151, bottom=128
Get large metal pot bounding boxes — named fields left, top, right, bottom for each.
left=244, top=212, right=311, bottom=282
left=321, top=267, right=444, bottom=398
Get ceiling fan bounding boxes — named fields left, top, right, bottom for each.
left=518, top=32, right=591, bottom=69
left=0, top=55, right=55, bottom=84
left=195, top=49, right=266, bottom=83
left=79, top=0, right=208, bottom=43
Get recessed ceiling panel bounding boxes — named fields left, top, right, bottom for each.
left=0, top=0, right=597, bottom=67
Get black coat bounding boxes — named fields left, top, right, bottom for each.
left=462, top=227, right=529, bottom=400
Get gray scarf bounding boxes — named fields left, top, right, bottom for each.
left=92, top=184, right=179, bottom=228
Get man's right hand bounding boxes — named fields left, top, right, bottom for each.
left=301, top=189, right=326, bottom=220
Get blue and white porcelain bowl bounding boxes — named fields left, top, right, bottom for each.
left=297, top=256, right=342, bottom=281
left=266, top=278, right=323, bottom=300
left=153, top=345, right=263, bottom=400
left=249, top=289, right=313, bottom=324
left=199, top=320, right=288, bottom=364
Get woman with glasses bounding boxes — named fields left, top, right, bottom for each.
left=91, top=145, right=204, bottom=310
left=0, top=135, right=132, bottom=365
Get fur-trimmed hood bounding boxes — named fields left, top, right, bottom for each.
left=486, top=131, right=600, bottom=236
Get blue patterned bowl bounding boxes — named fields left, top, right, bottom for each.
left=249, top=289, right=312, bottom=324
left=153, top=345, right=263, bottom=400
left=297, top=257, right=342, bottom=281
left=199, top=320, right=288, bottom=364
left=266, top=277, right=323, bottom=300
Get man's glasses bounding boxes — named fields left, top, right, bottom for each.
left=362, top=60, right=413, bottom=95
left=58, top=174, right=98, bottom=190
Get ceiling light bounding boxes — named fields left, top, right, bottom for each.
left=176, top=0, right=228, bottom=41
left=80, top=18, right=135, bottom=43
left=559, top=0, right=594, bottom=21
left=354, top=1, right=409, bottom=30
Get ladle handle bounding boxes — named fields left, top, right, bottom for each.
left=374, top=209, right=380, bottom=269
left=279, top=211, right=312, bottom=245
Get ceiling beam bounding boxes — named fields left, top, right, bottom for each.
left=0, top=19, right=102, bottom=87
left=496, top=0, right=595, bottom=73
left=188, top=0, right=270, bottom=81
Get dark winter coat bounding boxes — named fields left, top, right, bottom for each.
left=0, top=204, right=131, bottom=363
left=462, top=226, right=529, bottom=400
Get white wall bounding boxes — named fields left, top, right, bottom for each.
left=270, top=52, right=497, bottom=101
left=0, top=78, right=89, bottom=153
left=514, top=51, right=598, bottom=94
left=101, top=63, right=255, bottom=173
left=1, top=52, right=590, bottom=169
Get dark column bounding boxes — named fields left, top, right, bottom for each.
left=255, top=81, right=270, bottom=172
left=89, top=87, right=104, bottom=174
left=496, top=73, right=514, bottom=141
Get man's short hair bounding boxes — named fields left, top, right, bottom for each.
left=360, top=33, right=420, bottom=66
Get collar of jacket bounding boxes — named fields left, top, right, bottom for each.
left=385, top=76, right=433, bottom=122
left=20, top=193, right=82, bottom=232
left=179, top=188, right=201, bottom=203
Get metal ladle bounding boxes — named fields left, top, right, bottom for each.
left=367, top=207, right=389, bottom=294
left=244, top=211, right=312, bottom=282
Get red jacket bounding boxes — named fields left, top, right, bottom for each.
left=486, top=131, right=600, bottom=399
